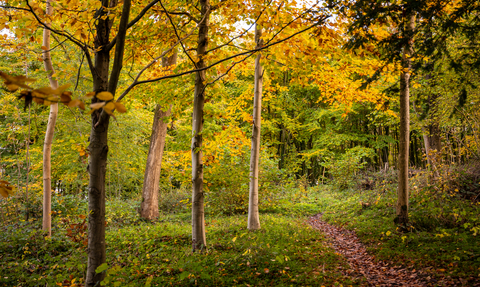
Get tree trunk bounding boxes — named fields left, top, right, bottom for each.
left=140, top=105, right=172, bottom=219
left=248, top=25, right=263, bottom=231
left=86, top=0, right=130, bottom=285
left=396, top=13, right=415, bottom=227
left=140, top=52, right=177, bottom=220
left=191, top=0, right=210, bottom=252
left=42, top=0, right=58, bottom=237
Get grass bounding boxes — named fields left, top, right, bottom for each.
left=0, top=194, right=360, bottom=287
left=1, top=166, right=479, bottom=286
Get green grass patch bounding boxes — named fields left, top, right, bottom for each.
left=0, top=196, right=361, bottom=286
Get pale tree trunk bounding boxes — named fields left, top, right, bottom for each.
left=85, top=0, right=130, bottom=285
left=248, top=25, right=263, bottom=231
left=191, top=0, right=210, bottom=252
left=396, top=13, right=415, bottom=226
left=42, top=0, right=58, bottom=237
left=140, top=51, right=177, bottom=220
left=140, top=105, right=171, bottom=219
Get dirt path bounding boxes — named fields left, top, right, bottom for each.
left=308, top=213, right=476, bottom=287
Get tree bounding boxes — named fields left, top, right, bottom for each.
left=396, top=11, right=415, bottom=226
left=42, top=0, right=59, bottom=237
left=191, top=0, right=210, bottom=252
left=140, top=51, right=177, bottom=220
left=248, top=24, right=263, bottom=231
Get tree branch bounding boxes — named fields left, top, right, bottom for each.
left=108, top=0, right=131, bottom=95
left=159, top=0, right=199, bottom=68
left=116, top=7, right=210, bottom=101
left=23, top=0, right=95, bottom=77
left=125, top=16, right=328, bottom=89
left=205, top=0, right=273, bottom=54
left=106, top=0, right=161, bottom=52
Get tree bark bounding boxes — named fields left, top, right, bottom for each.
left=396, top=12, right=415, bottom=227
left=191, top=0, right=210, bottom=252
left=248, top=25, right=263, bottom=231
left=85, top=0, right=130, bottom=285
left=140, top=51, right=176, bottom=220
left=42, top=0, right=58, bottom=237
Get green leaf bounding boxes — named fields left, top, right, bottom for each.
left=145, top=275, right=153, bottom=287
left=95, top=263, right=109, bottom=274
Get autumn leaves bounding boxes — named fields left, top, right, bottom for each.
left=0, top=70, right=127, bottom=116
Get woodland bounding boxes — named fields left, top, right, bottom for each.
left=0, top=0, right=479, bottom=286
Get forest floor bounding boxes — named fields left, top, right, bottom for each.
left=309, top=213, right=480, bottom=286
left=1, top=169, right=479, bottom=286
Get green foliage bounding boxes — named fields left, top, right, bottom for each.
left=322, top=146, right=376, bottom=189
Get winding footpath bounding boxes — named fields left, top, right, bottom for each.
left=308, top=213, right=478, bottom=287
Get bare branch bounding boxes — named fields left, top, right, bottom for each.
left=74, top=53, right=85, bottom=91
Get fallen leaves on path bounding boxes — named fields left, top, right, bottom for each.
left=308, top=213, right=480, bottom=287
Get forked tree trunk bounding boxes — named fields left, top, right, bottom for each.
left=248, top=25, right=263, bottom=231
left=140, top=52, right=176, bottom=220
left=85, top=0, right=130, bottom=285
left=396, top=13, right=415, bottom=226
left=191, top=0, right=210, bottom=252
left=42, top=0, right=58, bottom=237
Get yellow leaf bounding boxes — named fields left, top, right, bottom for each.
left=41, top=46, right=48, bottom=50
left=90, top=102, right=106, bottom=110
left=96, top=91, right=113, bottom=101
left=114, top=102, right=127, bottom=113
left=85, top=92, right=95, bottom=98
left=103, top=102, right=115, bottom=115
left=68, top=99, right=83, bottom=108
left=61, top=93, right=72, bottom=103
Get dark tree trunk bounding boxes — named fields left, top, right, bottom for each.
left=85, top=0, right=130, bottom=285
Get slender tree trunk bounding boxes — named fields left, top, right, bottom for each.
left=140, top=52, right=176, bottom=220
left=86, top=0, right=130, bottom=284
left=191, top=0, right=210, bottom=252
left=42, top=0, right=58, bottom=237
left=396, top=13, right=415, bottom=226
left=248, top=25, right=263, bottom=231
